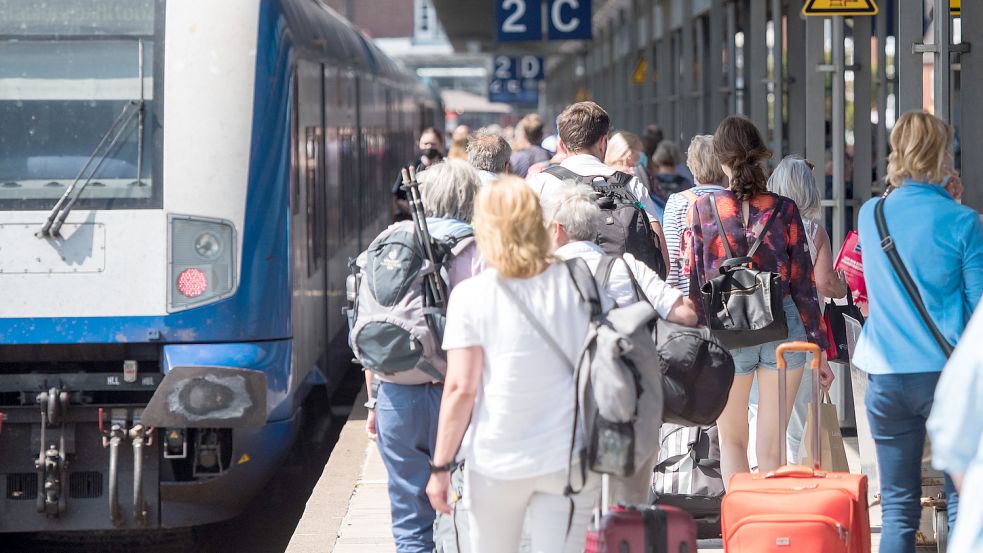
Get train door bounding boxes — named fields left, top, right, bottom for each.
left=291, top=60, right=328, bottom=383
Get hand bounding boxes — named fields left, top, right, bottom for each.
left=426, top=472, right=452, bottom=515
left=365, top=409, right=377, bottom=441
left=819, top=354, right=835, bottom=389
left=945, top=173, right=964, bottom=203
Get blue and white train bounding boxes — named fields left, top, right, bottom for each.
left=0, top=0, right=440, bottom=532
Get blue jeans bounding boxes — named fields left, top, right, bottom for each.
left=375, top=382, right=443, bottom=553
left=865, top=372, right=959, bottom=553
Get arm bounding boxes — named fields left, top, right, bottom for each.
left=785, top=203, right=829, bottom=350
left=812, top=226, right=848, bottom=299
left=650, top=219, right=671, bottom=276
left=927, top=308, right=983, bottom=485
left=666, top=297, right=699, bottom=326
left=961, top=212, right=983, bottom=313
left=426, top=346, right=484, bottom=515
left=623, top=254, right=694, bottom=324
left=364, top=370, right=377, bottom=440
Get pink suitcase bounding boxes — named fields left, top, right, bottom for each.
left=586, top=473, right=698, bottom=553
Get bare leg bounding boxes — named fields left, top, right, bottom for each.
left=716, top=372, right=756, bottom=489
left=755, top=367, right=804, bottom=473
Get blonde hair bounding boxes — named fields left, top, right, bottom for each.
left=473, top=176, right=553, bottom=278
left=604, top=131, right=642, bottom=167
left=887, top=111, right=954, bottom=188
left=686, top=135, right=726, bottom=185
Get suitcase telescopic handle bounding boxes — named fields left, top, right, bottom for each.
left=774, top=341, right=823, bottom=470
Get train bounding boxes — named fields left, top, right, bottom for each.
left=0, top=0, right=441, bottom=532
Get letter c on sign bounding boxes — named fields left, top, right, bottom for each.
left=551, top=0, right=580, bottom=33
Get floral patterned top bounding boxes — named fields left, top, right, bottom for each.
left=687, top=190, right=828, bottom=349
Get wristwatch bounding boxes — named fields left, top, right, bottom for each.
left=364, top=397, right=377, bottom=410
left=429, top=461, right=456, bottom=474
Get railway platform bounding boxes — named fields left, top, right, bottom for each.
left=286, top=392, right=893, bottom=553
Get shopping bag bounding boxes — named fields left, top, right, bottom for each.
left=833, top=230, right=867, bottom=312
left=799, top=391, right=851, bottom=472
left=823, top=292, right=865, bottom=360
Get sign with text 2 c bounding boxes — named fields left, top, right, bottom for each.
left=547, top=0, right=592, bottom=40
left=489, top=78, right=539, bottom=105
left=497, top=0, right=542, bottom=42
left=497, top=0, right=592, bottom=42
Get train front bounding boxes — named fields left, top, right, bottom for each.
left=0, top=0, right=297, bottom=531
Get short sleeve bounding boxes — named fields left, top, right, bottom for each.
left=442, top=279, right=482, bottom=350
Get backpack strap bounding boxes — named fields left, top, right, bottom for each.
left=707, top=193, right=735, bottom=260
left=596, top=254, right=646, bottom=305
left=708, top=193, right=784, bottom=264
left=874, top=198, right=954, bottom=357
left=564, top=257, right=604, bottom=319
left=544, top=165, right=595, bottom=186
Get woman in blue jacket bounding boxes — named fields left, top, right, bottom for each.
left=854, top=111, right=983, bottom=553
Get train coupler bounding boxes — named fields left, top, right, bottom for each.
left=34, top=389, right=69, bottom=516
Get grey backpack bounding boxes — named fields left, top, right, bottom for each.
left=346, top=220, right=474, bottom=385
left=496, top=259, right=664, bottom=479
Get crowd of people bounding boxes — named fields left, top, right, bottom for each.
left=364, top=101, right=983, bottom=553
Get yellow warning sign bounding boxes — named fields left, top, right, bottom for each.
left=237, top=453, right=251, bottom=465
left=633, top=58, right=648, bottom=85
left=803, top=0, right=878, bottom=16
left=951, top=0, right=960, bottom=16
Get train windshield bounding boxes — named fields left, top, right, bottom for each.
left=0, top=0, right=162, bottom=211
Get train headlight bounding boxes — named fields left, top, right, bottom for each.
left=169, top=216, right=237, bottom=312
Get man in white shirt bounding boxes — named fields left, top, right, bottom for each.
left=467, top=131, right=511, bottom=186
left=528, top=101, right=670, bottom=272
left=542, top=183, right=698, bottom=504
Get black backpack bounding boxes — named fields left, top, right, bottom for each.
left=544, top=166, right=666, bottom=278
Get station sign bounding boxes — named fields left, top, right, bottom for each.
left=497, top=0, right=592, bottom=42
left=489, top=78, right=539, bottom=104
left=802, top=0, right=878, bottom=16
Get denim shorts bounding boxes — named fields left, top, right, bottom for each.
left=730, top=297, right=808, bottom=375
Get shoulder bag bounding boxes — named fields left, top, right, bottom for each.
left=874, top=198, right=954, bottom=357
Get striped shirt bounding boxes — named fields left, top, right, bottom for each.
left=663, top=184, right=724, bottom=292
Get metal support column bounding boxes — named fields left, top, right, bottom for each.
left=874, top=3, right=889, bottom=187
left=771, top=0, right=784, bottom=156
left=963, top=0, right=983, bottom=210
left=787, top=0, right=807, bottom=155
left=726, top=1, right=738, bottom=115
left=832, top=17, right=846, bottom=248
left=898, top=0, right=924, bottom=113
left=933, top=0, right=952, bottom=121
left=680, top=0, right=695, bottom=143
left=749, top=0, right=769, bottom=132
left=709, top=0, right=727, bottom=128
left=805, top=14, right=826, bottom=211
left=854, top=18, right=874, bottom=217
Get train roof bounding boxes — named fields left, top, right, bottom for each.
left=280, top=0, right=421, bottom=89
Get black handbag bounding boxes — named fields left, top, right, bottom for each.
left=823, top=291, right=865, bottom=361
left=700, top=194, right=788, bottom=349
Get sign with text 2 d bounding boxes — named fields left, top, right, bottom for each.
left=497, top=0, right=592, bottom=42
left=494, top=55, right=545, bottom=81
left=547, top=0, right=592, bottom=40
left=497, top=0, right=542, bottom=42
left=489, top=55, right=543, bottom=104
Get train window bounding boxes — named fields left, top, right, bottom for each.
left=0, top=0, right=163, bottom=211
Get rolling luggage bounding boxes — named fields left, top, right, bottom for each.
left=721, top=341, right=870, bottom=553
left=586, top=475, right=698, bottom=553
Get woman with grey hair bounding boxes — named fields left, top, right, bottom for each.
left=364, top=158, right=483, bottom=553
left=748, top=155, right=845, bottom=465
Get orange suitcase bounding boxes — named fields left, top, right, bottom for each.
left=721, top=342, right=870, bottom=553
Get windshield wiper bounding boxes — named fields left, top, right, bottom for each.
left=37, top=99, right=142, bottom=238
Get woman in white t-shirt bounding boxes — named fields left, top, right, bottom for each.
left=425, top=176, right=599, bottom=553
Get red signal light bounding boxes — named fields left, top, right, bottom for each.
left=177, top=268, right=208, bottom=298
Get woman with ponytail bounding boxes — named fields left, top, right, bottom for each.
left=687, top=116, right=828, bottom=485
